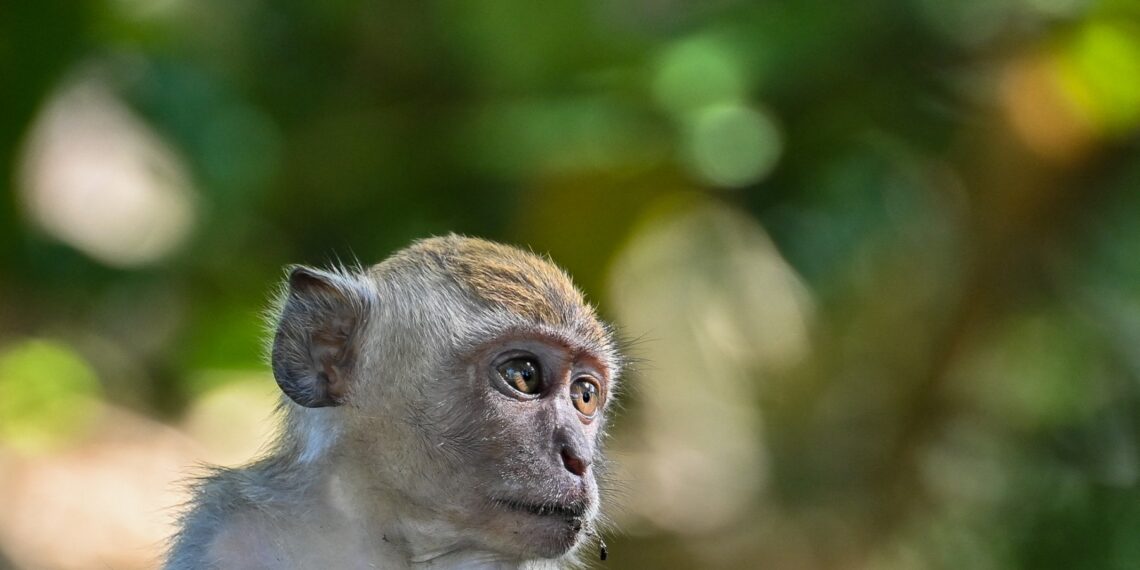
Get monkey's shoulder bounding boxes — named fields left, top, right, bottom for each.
left=165, top=462, right=324, bottom=569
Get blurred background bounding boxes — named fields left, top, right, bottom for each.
left=2, top=0, right=1140, bottom=568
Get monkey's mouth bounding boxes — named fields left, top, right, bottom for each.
left=492, top=498, right=588, bottom=520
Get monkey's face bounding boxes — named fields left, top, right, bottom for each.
left=270, top=236, right=620, bottom=562
left=432, top=332, right=613, bottom=559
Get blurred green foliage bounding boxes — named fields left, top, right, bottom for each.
left=0, top=339, right=102, bottom=450
left=3, top=0, right=1140, bottom=569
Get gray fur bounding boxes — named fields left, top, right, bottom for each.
left=166, top=236, right=621, bottom=570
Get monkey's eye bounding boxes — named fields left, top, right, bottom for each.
left=497, top=358, right=543, bottom=395
left=569, top=378, right=601, bottom=416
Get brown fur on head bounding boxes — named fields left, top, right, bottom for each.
left=167, top=234, right=621, bottom=569
left=388, top=235, right=610, bottom=347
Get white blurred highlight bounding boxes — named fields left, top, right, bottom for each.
left=608, top=195, right=814, bottom=534
left=18, top=75, right=197, bottom=267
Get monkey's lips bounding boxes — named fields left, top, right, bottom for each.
left=492, top=497, right=589, bottom=520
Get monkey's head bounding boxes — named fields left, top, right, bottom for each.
left=270, top=235, right=621, bottom=562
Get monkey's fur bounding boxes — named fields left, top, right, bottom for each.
left=165, top=235, right=621, bottom=570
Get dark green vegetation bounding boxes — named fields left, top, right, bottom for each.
left=2, top=1, right=1140, bottom=569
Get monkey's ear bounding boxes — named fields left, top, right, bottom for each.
left=271, top=266, right=373, bottom=408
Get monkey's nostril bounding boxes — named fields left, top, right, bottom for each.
left=560, top=447, right=589, bottom=477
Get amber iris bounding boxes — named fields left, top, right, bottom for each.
left=498, top=358, right=542, bottom=394
left=569, top=378, right=601, bottom=416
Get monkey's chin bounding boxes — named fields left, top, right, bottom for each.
left=489, top=498, right=591, bottom=558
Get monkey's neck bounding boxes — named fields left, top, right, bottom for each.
left=319, top=463, right=536, bottom=570
left=408, top=548, right=519, bottom=569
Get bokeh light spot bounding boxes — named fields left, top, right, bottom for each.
left=1002, top=52, right=1095, bottom=163
left=684, top=103, right=782, bottom=188
left=18, top=73, right=198, bottom=267
left=608, top=194, right=814, bottom=534
left=0, top=339, right=103, bottom=451
left=915, top=0, right=1013, bottom=48
left=653, top=36, right=746, bottom=117
left=1023, top=0, right=1089, bottom=18
left=1057, top=20, right=1140, bottom=135
left=110, top=0, right=184, bottom=22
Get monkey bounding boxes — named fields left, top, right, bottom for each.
left=165, top=235, right=622, bottom=570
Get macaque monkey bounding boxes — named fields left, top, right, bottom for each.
left=165, top=235, right=621, bottom=569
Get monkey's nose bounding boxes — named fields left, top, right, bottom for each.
left=560, top=446, right=590, bottom=477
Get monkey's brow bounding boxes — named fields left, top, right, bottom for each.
left=471, top=326, right=616, bottom=370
